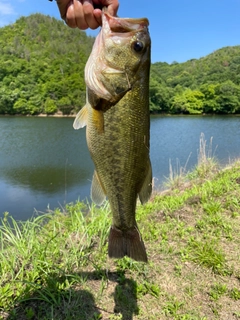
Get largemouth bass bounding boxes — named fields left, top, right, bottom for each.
left=74, top=9, right=152, bottom=262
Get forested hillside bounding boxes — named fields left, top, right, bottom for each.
left=0, top=14, right=94, bottom=115
left=0, top=14, right=240, bottom=115
left=150, top=46, right=240, bottom=114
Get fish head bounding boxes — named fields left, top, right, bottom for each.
left=101, top=11, right=151, bottom=76
left=85, top=10, right=151, bottom=105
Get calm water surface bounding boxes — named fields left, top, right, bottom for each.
left=0, top=115, right=240, bottom=221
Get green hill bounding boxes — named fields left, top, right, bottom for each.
left=0, top=13, right=94, bottom=115
left=150, top=46, right=240, bottom=114
left=0, top=14, right=239, bottom=115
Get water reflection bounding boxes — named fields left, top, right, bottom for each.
left=2, top=166, right=91, bottom=193
left=0, top=116, right=93, bottom=219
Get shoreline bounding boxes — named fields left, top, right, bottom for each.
left=0, top=113, right=77, bottom=118
left=1, top=112, right=240, bottom=118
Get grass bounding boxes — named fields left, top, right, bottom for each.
left=0, top=140, right=240, bottom=319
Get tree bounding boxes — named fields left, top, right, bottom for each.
left=200, top=83, right=221, bottom=113
left=216, top=80, right=240, bottom=113
left=44, top=98, right=58, bottom=114
left=149, top=79, right=172, bottom=112
left=171, top=89, right=204, bottom=114
left=57, top=96, right=72, bottom=114
left=13, top=98, right=28, bottom=114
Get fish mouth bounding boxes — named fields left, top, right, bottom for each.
left=102, top=8, right=149, bottom=35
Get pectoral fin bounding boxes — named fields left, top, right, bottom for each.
left=73, top=105, right=88, bottom=130
left=73, top=98, right=104, bottom=134
left=91, top=170, right=106, bottom=205
left=138, top=160, right=152, bottom=204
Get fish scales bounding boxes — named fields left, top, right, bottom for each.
left=88, top=82, right=150, bottom=227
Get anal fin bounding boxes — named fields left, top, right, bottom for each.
left=91, top=170, right=106, bottom=205
left=138, top=159, right=152, bottom=204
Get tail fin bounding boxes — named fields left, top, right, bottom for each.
left=108, top=226, right=148, bottom=262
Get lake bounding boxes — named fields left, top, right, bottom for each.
left=1, top=115, right=240, bottom=221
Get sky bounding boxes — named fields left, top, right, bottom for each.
left=0, top=0, right=240, bottom=63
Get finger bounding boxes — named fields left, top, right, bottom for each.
left=104, top=0, right=119, bottom=16
left=93, top=8, right=102, bottom=26
left=70, top=0, right=89, bottom=29
left=92, top=0, right=119, bottom=16
left=65, top=2, right=78, bottom=28
left=83, top=0, right=100, bottom=29
left=57, top=0, right=72, bottom=20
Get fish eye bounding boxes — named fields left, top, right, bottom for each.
left=132, top=41, right=144, bottom=53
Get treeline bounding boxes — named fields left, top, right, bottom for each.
left=150, top=46, right=240, bottom=114
left=0, top=14, right=240, bottom=115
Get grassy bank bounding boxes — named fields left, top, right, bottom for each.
left=0, top=157, right=240, bottom=319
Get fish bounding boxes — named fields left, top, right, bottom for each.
left=73, top=9, right=152, bottom=262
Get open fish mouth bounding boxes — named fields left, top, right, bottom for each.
left=102, top=8, right=149, bottom=35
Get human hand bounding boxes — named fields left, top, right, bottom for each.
left=56, top=0, right=119, bottom=30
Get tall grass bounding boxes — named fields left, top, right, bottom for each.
left=165, top=153, right=191, bottom=189
left=195, top=132, right=219, bottom=177
left=0, top=202, right=111, bottom=313
left=165, top=133, right=220, bottom=190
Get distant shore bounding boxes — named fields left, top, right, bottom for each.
left=1, top=112, right=240, bottom=118
left=0, top=112, right=77, bottom=118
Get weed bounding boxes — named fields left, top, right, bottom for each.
left=202, top=200, right=222, bottom=215
left=115, top=257, right=146, bottom=274
left=25, top=307, right=35, bottom=320
left=174, top=264, right=182, bottom=276
left=229, top=288, right=240, bottom=300
left=186, top=238, right=230, bottom=275
left=209, top=283, right=228, bottom=300
left=109, top=314, right=122, bottom=320
left=163, top=296, right=184, bottom=317
left=233, top=311, right=240, bottom=318
left=91, top=313, right=103, bottom=320
left=136, top=281, right=160, bottom=298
